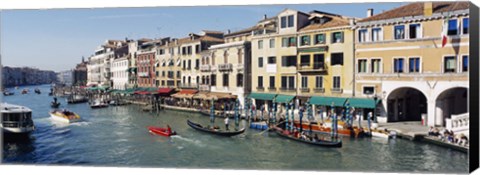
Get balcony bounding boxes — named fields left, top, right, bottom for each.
left=199, top=84, right=211, bottom=91
left=103, top=72, right=111, bottom=78
left=179, top=83, right=198, bottom=89
left=218, top=63, right=233, bottom=72
left=200, top=65, right=211, bottom=72
left=313, top=87, right=325, bottom=93
left=300, top=87, right=310, bottom=92
left=256, top=86, right=265, bottom=91
left=279, top=87, right=296, bottom=92
left=331, top=88, right=343, bottom=93
left=237, top=64, right=244, bottom=71
left=138, top=72, right=150, bottom=78
left=167, top=74, right=174, bottom=79
left=268, top=86, right=276, bottom=91
left=298, top=62, right=327, bottom=73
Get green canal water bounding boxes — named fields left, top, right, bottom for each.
left=2, top=85, right=468, bottom=173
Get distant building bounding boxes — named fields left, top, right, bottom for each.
left=87, top=40, right=128, bottom=87
left=73, top=57, right=88, bottom=86
left=57, top=70, right=74, bottom=86
left=1, top=66, right=57, bottom=87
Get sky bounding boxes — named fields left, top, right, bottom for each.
left=0, top=2, right=407, bottom=72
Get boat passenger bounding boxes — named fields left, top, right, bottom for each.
left=313, top=134, right=319, bottom=142
left=224, top=117, right=229, bottom=131
left=167, top=125, right=172, bottom=134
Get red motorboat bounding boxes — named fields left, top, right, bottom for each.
left=148, top=126, right=176, bottom=137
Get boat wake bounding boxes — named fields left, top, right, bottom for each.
left=170, top=135, right=206, bottom=148
left=69, top=121, right=91, bottom=127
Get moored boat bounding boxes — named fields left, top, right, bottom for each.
left=49, top=109, right=81, bottom=123
left=1, top=103, right=35, bottom=136
left=148, top=126, right=177, bottom=137
left=187, top=120, right=245, bottom=137
left=66, top=94, right=88, bottom=104
left=274, top=127, right=342, bottom=148
left=3, top=90, right=14, bottom=96
left=90, top=99, right=108, bottom=109
left=34, top=88, right=41, bottom=94
left=371, top=129, right=396, bottom=139
left=21, top=89, right=28, bottom=94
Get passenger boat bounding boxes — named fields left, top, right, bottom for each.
left=187, top=120, right=245, bottom=137
left=34, top=88, right=41, bottom=94
left=1, top=103, right=35, bottom=136
left=3, top=90, right=14, bottom=96
left=90, top=99, right=108, bottom=109
left=148, top=126, right=177, bottom=137
left=49, top=109, right=81, bottom=123
left=273, top=127, right=342, bottom=148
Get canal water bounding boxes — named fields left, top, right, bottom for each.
left=2, top=85, right=468, bottom=173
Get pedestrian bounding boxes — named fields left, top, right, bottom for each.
left=224, top=117, right=229, bottom=131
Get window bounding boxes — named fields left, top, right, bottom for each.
left=463, top=18, right=469, bottom=34
left=300, top=55, right=310, bottom=66
left=223, top=74, right=229, bottom=87
left=448, top=19, right=458, bottom=35
left=358, top=29, right=368, bottom=42
left=259, top=76, right=270, bottom=89
left=177, top=71, right=181, bottom=78
left=269, top=39, right=275, bottom=48
left=331, top=53, right=344, bottom=66
left=288, top=76, right=295, bottom=89
left=237, top=74, right=243, bottom=87
left=188, top=60, right=191, bottom=69
left=267, top=56, right=276, bottom=64
left=195, top=44, right=200, bottom=53
left=444, top=56, right=456, bottom=73
left=289, top=37, right=296, bottom=47
left=301, top=76, right=308, bottom=88
left=281, top=56, right=297, bottom=67
left=161, top=80, right=165, bottom=86
left=158, top=49, right=165, bottom=55
left=408, top=57, right=420, bottom=73
left=211, top=74, right=217, bottom=86
left=281, top=16, right=287, bottom=28
left=333, top=76, right=341, bottom=89
left=409, top=24, right=421, bottom=39
left=300, top=35, right=310, bottom=46
left=182, top=47, right=186, bottom=55
left=394, top=25, right=405, bottom=40
left=371, top=28, right=382, bottom=42
left=363, top=87, right=374, bottom=95
left=371, top=59, right=381, bottom=73
left=195, top=59, right=199, bottom=69
left=282, top=38, right=288, bottom=47
left=258, top=76, right=263, bottom=88
left=358, top=60, right=367, bottom=73
left=187, top=46, right=192, bottom=55
left=281, top=76, right=287, bottom=89
left=393, top=58, right=404, bottom=73
left=332, top=32, right=343, bottom=43
left=462, top=55, right=469, bottom=72
left=315, top=76, right=323, bottom=88
left=314, top=34, right=325, bottom=44
left=258, top=57, right=264, bottom=67
left=287, top=15, right=294, bottom=27
left=162, top=71, right=165, bottom=77
left=258, top=40, right=263, bottom=49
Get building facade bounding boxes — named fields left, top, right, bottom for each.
left=137, top=43, right=156, bottom=88
left=111, top=56, right=129, bottom=90
left=354, top=2, right=469, bottom=127
left=73, top=57, right=88, bottom=86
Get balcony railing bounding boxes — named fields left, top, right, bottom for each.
left=300, top=87, right=310, bottom=92
left=179, top=83, right=198, bottom=89
left=313, top=87, right=325, bottom=93
left=446, top=113, right=469, bottom=134
left=268, top=86, right=276, bottom=91
left=200, top=65, right=211, bottom=72
left=256, top=86, right=265, bottom=91
left=298, top=62, right=327, bottom=72
left=199, top=84, right=211, bottom=91
left=331, top=88, right=343, bottom=93
left=279, top=87, right=296, bottom=92
left=218, top=63, right=233, bottom=71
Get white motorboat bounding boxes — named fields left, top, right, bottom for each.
left=49, top=109, right=81, bottom=123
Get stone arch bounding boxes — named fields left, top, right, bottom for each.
left=386, top=87, right=428, bottom=122
left=434, top=87, right=468, bottom=126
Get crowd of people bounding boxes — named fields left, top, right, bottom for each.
left=428, top=126, right=468, bottom=147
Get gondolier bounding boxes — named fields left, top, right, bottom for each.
left=225, top=117, right=229, bottom=131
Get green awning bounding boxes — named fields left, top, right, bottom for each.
left=346, top=98, right=379, bottom=109
left=309, top=96, right=348, bottom=107
left=275, top=94, right=295, bottom=103
left=248, top=93, right=277, bottom=101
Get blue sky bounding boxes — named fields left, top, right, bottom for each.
left=1, top=2, right=406, bottom=72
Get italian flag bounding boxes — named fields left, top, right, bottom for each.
left=441, top=16, right=449, bottom=48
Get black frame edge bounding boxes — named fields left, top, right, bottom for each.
left=469, top=1, right=479, bottom=173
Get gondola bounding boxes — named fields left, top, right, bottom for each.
left=51, top=102, right=61, bottom=108
left=186, top=120, right=245, bottom=137
left=34, top=89, right=41, bottom=94
left=3, top=91, right=14, bottom=96
left=274, top=127, right=342, bottom=148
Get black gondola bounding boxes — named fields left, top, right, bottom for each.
left=274, top=127, right=342, bottom=148
left=34, top=89, right=41, bottom=94
left=187, top=120, right=245, bottom=137
left=3, top=91, right=14, bottom=96
left=51, top=102, right=61, bottom=108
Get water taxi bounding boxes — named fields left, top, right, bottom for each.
left=49, top=109, right=81, bottom=123
left=1, top=103, right=35, bottom=135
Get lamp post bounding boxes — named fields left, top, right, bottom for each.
left=373, top=94, right=378, bottom=123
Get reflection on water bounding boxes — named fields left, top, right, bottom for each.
left=1, top=85, right=469, bottom=173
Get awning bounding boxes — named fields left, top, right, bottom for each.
left=157, top=88, right=174, bottom=95
left=208, top=92, right=236, bottom=100
left=309, top=96, right=348, bottom=107
left=275, top=94, right=295, bottom=103
left=171, top=89, right=198, bottom=98
left=248, top=93, right=277, bottom=101
left=346, top=98, right=379, bottom=109
left=193, top=92, right=209, bottom=100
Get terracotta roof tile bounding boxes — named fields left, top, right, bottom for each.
left=359, top=2, right=469, bottom=22
left=299, top=16, right=350, bottom=32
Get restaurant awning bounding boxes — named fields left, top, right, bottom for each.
left=171, top=89, right=198, bottom=98
left=248, top=93, right=277, bottom=101
left=157, top=88, right=174, bottom=96
left=346, top=98, right=379, bottom=109
left=208, top=92, right=236, bottom=100
left=309, top=96, right=348, bottom=107
left=275, top=94, right=295, bottom=103
left=193, top=92, right=209, bottom=100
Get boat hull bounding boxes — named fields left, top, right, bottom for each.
left=148, top=126, right=176, bottom=137
left=49, top=111, right=81, bottom=123
left=187, top=120, right=245, bottom=137
left=274, top=127, right=342, bottom=148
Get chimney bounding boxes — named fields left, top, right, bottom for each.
left=227, top=29, right=231, bottom=34
left=367, top=8, right=374, bottom=17
left=263, top=14, right=267, bottom=20
left=424, top=2, right=433, bottom=16
left=349, top=18, right=355, bottom=26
